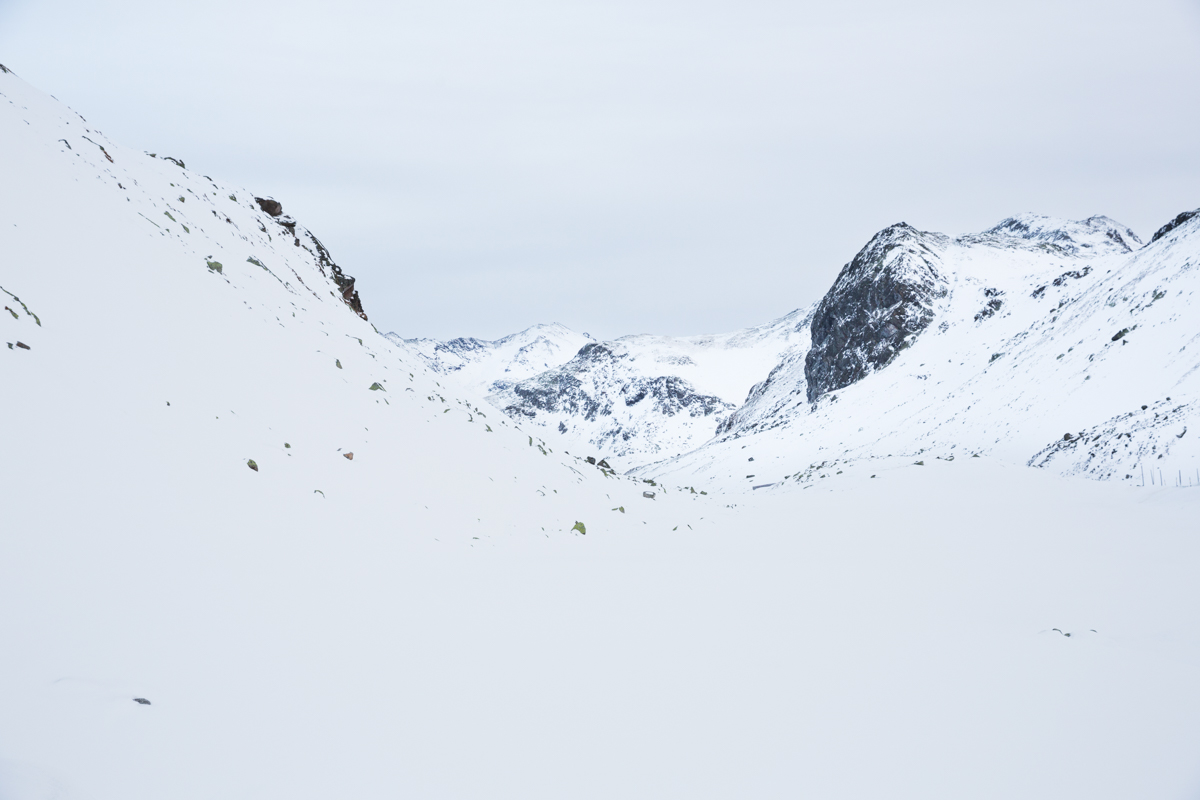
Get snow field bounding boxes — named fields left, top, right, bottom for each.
left=2, top=66, right=1200, bottom=800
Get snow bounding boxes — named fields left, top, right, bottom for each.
left=639, top=214, right=1200, bottom=491
left=2, top=65, right=1200, bottom=800
left=414, top=309, right=810, bottom=469
left=387, top=322, right=594, bottom=393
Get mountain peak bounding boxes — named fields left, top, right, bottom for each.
left=975, top=213, right=1142, bottom=254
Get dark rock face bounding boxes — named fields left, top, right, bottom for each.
left=246, top=194, right=365, bottom=318
left=503, top=370, right=601, bottom=420
left=497, top=342, right=730, bottom=427
left=804, top=223, right=949, bottom=402
left=1150, top=209, right=1200, bottom=244
left=619, top=375, right=728, bottom=417
left=304, top=231, right=367, bottom=320
left=255, top=197, right=283, bottom=217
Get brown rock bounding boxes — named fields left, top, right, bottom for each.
left=254, top=197, right=283, bottom=217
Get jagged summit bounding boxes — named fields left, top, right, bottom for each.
left=968, top=213, right=1142, bottom=255
left=805, top=222, right=950, bottom=402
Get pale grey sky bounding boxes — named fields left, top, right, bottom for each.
left=3, top=0, right=1199, bottom=340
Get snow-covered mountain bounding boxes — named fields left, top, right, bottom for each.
left=487, top=310, right=809, bottom=468
left=400, top=311, right=808, bottom=469
left=386, top=323, right=594, bottom=393
left=638, top=210, right=1199, bottom=491
left=402, top=209, right=1196, bottom=486
left=4, top=64, right=1200, bottom=800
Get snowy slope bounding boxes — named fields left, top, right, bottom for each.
left=639, top=212, right=1200, bottom=492
left=3, top=65, right=1200, bottom=800
left=486, top=309, right=809, bottom=468
left=386, top=323, right=594, bottom=393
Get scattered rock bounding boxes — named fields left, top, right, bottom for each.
left=206, top=260, right=223, bottom=274
left=343, top=452, right=354, bottom=460
left=247, top=459, right=258, bottom=472
left=132, top=698, right=151, bottom=705
left=15, top=341, right=30, bottom=350
left=597, top=459, right=611, bottom=469
left=585, top=456, right=596, bottom=465
left=369, top=382, right=385, bottom=391
left=571, top=521, right=587, bottom=535
left=643, top=491, right=656, bottom=499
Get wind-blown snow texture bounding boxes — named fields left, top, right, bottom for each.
left=3, top=66, right=1200, bottom=800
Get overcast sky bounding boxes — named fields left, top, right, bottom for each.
left=3, top=0, right=1199, bottom=340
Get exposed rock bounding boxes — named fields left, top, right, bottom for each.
left=1150, top=208, right=1200, bottom=244
left=343, top=452, right=354, bottom=460
left=805, top=223, right=950, bottom=402
left=132, top=698, right=151, bottom=705
left=254, top=197, right=283, bottom=217
left=304, top=231, right=366, bottom=320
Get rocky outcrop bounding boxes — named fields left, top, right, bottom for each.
left=1150, top=209, right=1200, bottom=244
left=804, top=223, right=949, bottom=402
left=255, top=197, right=283, bottom=217
left=304, top=231, right=366, bottom=320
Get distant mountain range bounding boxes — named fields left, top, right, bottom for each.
left=390, top=211, right=1199, bottom=485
